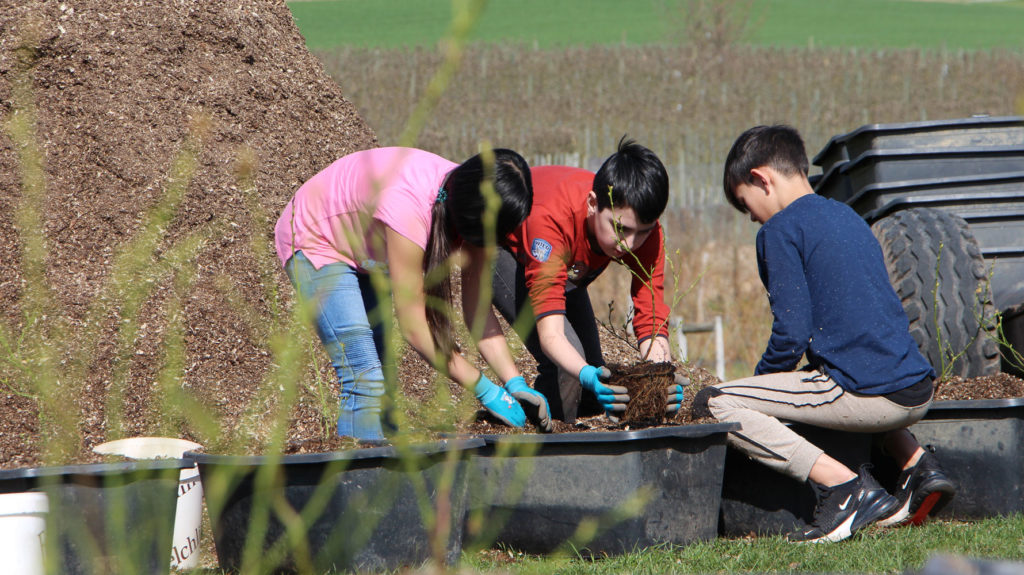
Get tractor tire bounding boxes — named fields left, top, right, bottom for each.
left=870, top=208, right=999, bottom=379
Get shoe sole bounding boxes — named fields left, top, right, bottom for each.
left=905, top=492, right=942, bottom=526
left=906, top=486, right=955, bottom=526
left=881, top=476, right=956, bottom=528
left=901, top=470, right=954, bottom=523
left=793, top=511, right=857, bottom=543
left=876, top=500, right=911, bottom=527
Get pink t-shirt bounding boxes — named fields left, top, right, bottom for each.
left=275, top=147, right=457, bottom=271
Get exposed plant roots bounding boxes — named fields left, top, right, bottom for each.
left=608, top=362, right=676, bottom=424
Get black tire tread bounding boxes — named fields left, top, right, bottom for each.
left=871, top=208, right=999, bottom=379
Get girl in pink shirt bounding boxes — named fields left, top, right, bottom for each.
left=275, top=147, right=551, bottom=440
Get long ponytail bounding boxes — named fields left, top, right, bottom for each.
left=422, top=149, right=533, bottom=365
left=423, top=190, right=457, bottom=362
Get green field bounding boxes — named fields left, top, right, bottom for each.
left=289, top=0, right=1024, bottom=50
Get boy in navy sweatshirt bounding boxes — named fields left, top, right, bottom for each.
left=694, top=125, right=954, bottom=543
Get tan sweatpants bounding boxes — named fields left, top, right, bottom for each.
left=707, top=370, right=931, bottom=482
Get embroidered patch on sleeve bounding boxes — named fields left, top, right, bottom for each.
left=531, top=238, right=553, bottom=262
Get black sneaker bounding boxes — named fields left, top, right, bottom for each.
left=877, top=448, right=955, bottom=527
left=788, top=464, right=900, bottom=543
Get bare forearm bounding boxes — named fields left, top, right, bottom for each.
left=461, top=262, right=520, bottom=383
left=399, top=319, right=444, bottom=371
left=447, top=352, right=482, bottom=389
left=537, top=314, right=588, bottom=378
left=476, top=327, right=520, bottom=383
left=397, top=319, right=480, bottom=389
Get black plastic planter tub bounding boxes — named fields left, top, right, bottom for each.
left=718, top=424, right=875, bottom=537
left=190, top=438, right=482, bottom=574
left=875, top=398, right=1024, bottom=519
left=812, top=116, right=1024, bottom=174
left=0, top=459, right=191, bottom=575
left=723, top=399, right=1024, bottom=533
left=464, top=423, right=736, bottom=556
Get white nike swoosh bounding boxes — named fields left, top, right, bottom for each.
left=901, top=475, right=912, bottom=490
left=837, top=494, right=852, bottom=510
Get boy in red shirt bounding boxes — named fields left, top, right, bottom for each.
left=490, top=139, right=684, bottom=422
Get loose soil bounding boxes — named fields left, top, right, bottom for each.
left=459, top=351, right=724, bottom=436
left=934, top=372, right=1024, bottom=401
left=458, top=362, right=1024, bottom=437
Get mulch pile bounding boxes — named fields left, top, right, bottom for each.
left=0, top=0, right=376, bottom=468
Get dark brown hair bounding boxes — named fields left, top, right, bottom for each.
left=723, top=125, right=809, bottom=213
left=422, top=149, right=532, bottom=361
left=592, top=136, right=669, bottom=224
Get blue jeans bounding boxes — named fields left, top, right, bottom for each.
left=284, top=251, right=387, bottom=440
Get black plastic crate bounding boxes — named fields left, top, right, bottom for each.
left=1002, top=306, right=1024, bottom=377
left=812, top=134, right=850, bottom=175
left=854, top=171, right=1024, bottom=221
left=813, top=116, right=1024, bottom=173
left=812, top=160, right=854, bottom=202
left=957, top=216, right=1024, bottom=312
left=842, top=146, right=1024, bottom=195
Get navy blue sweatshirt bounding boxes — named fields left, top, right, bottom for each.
left=754, top=194, right=934, bottom=394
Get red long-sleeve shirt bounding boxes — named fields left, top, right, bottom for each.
left=504, top=166, right=670, bottom=343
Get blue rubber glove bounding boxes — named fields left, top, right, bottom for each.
left=504, top=376, right=553, bottom=432
left=578, top=365, right=629, bottom=414
left=474, top=374, right=527, bottom=427
left=666, top=373, right=688, bottom=415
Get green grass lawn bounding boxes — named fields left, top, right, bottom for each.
left=288, top=0, right=1024, bottom=51
left=464, top=516, right=1024, bottom=574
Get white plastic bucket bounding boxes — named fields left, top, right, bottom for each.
left=0, top=492, right=48, bottom=575
left=94, top=437, right=204, bottom=571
